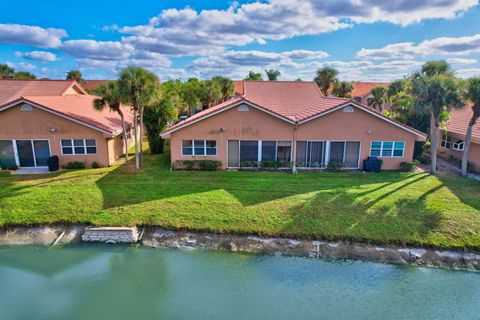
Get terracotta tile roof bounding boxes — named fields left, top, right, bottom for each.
left=2, top=94, right=133, bottom=135
left=82, top=80, right=113, bottom=91
left=161, top=80, right=425, bottom=139
left=233, top=80, right=244, bottom=96
left=446, top=106, right=480, bottom=142
left=0, top=79, right=84, bottom=105
left=351, top=82, right=389, bottom=97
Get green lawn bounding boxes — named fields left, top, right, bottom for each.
left=1, top=152, right=480, bottom=249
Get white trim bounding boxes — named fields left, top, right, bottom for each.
left=0, top=100, right=115, bottom=136
left=161, top=100, right=295, bottom=137
left=60, top=139, right=97, bottom=156
left=298, top=102, right=427, bottom=140
left=453, top=139, right=465, bottom=151
left=13, top=139, right=51, bottom=168
left=369, top=141, right=405, bottom=158
left=181, top=139, right=217, bottom=157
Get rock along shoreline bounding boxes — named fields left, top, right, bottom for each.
left=1, top=225, right=479, bottom=272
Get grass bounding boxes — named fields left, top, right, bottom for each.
left=1, top=152, right=480, bottom=249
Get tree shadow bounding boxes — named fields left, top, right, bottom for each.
left=95, top=153, right=423, bottom=209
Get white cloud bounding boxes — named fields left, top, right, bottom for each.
left=456, top=68, right=480, bottom=78
left=447, top=57, right=477, bottom=65
left=357, top=33, right=480, bottom=60
left=15, top=51, right=58, bottom=62
left=0, top=24, right=66, bottom=48
left=118, top=0, right=477, bottom=56
left=61, top=40, right=134, bottom=60
left=6, top=61, right=36, bottom=70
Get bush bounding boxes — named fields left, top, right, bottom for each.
left=413, top=141, right=427, bottom=161
left=327, top=161, right=344, bottom=171
left=400, top=160, right=420, bottom=171
left=91, top=161, right=101, bottom=169
left=1, top=165, right=18, bottom=171
left=240, top=160, right=257, bottom=168
left=173, top=160, right=221, bottom=171
left=260, top=160, right=279, bottom=168
left=62, top=161, right=86, bottom=169
left=197, top=160, right=221, bottom=171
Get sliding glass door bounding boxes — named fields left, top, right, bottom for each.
left=0, top=140, right=16, bottom=168
left=14, top=140, right=50, bottom=167
left=329, top=141, right=360, bottom=168
left=296, top=141, right=326, bottom=168
left=228, top=140, right=292, bottom=168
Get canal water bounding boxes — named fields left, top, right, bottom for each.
left=0, top=245, right=479, bottom=320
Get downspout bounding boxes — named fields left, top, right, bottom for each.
left=292, top=119, right=298, bottom=174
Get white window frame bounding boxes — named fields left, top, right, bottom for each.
left=453, top=140, right=464, bottom=151
left=8, top=139, right=51, bottom=168
left=226, top=140, right=293, bottom=168
left=181, top=140, right=217, bottom=156
left=370, top=141, right=405, bottom=158
left=61, top=139, right=97, bottom=155
left=441, top=134, right=451, bottom=149
left=328, top=140, right=362, bottom=169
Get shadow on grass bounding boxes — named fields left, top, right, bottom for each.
left=95, top=153, right=427, bottom=209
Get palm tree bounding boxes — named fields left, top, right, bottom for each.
left=200, top=80, right=222, bottom=108
left=461, top=77, right=480, bottom=176
left=66, top=70, right=84, bottom=83
left=118, top=67, right=161, bottom=169
left=93, top=81, right=129, bottom=164
left=332, top=81, right=353, bottom=98
left=181, top=79, right=202, bottom=116
left=0, top=64, right=14, bottom=79
left=421, top=60, right=454, bottom=77
left=410, top=74, right=464, bottom=175
left=265, top=69, right=281, bottom=81
left=244, top=71, right=263, bottom=80
left=368, top=87, right=388, bottom=112
left=211, top=76, right=234, bottom=102
left=144, top=99, right=178, bottom=154
left=314, top=67, right=338, bottom=96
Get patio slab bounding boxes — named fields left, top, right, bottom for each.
left=10, top=168, right=55, bottom=175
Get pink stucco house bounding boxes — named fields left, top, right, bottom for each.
left=439, top=105, right=480, bottom=173
left=161, top=81, right=426, bottom=171
left=0, top=79, right=133, bottom=169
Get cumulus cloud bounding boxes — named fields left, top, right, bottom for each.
left=61, top=40, right=134, bottom=60
left=0, top=24, right=66, bottom=48
left=15, top=51, right=58, bottom=62
left=6, top=61, right=36, bottom=70
left=357, top=33, right=480, bottom=59
left=118, top=0, right=477, bottom=56
left=447, top=57, right=477, bottom=65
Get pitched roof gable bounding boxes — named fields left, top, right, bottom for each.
left=161, top=80, right=426, bottom=140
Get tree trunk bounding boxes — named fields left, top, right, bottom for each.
left=461, top=114, right=479, bottom=176
left=118, top=109, right=129, bottom=164
left=139, top=106, right=144, bottom=165
left=430, top=114, right=440, bottom=175
left=133, top=109, right=140, bottom=170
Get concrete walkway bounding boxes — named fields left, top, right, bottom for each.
left=422, top=158, right=480, bottom=181
left=10, top=168, right=54, bottom=175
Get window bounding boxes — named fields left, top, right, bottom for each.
left=276, top=141, right=292, bottom=162
left=343, top=106, right=354, bottom=113
left=261, top=141, right=276, bottom=161
left=238, top=105, right=249, bottom=112
left=296, top=141, right=326, bottom=168
left=228, top=140, right=292, bottom=168
left=61, top=139, right=97, bottom=155
left=182, top=140, right=216, bottom=156
left=20, top=105, right=32, bottom=111
left=441, top=135, right=451, bottom=149
left=453, top=140, right=464, bottom=151
left=370, top=141, right=405, bottom=158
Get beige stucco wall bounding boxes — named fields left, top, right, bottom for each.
left=438, top=131, right=480, bottom=173
left=0, top=103, right=113, bottom=167
left=168, top=103, right=418, bottom=170
left=107, top=133, right=132, bottom=165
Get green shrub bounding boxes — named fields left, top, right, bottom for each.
left=400, top=160, right=420, bottom=171
left=91, top=161, right=101, bottom=169
left=197, top=160, right=221, bottom=171
left=327, top=161, right=344, bottom=171
left=173, top=160, right=221, bottom=171
left=62, top=161, right=86, bottom=169
left=260, top=160, right=279, bottom=168
left=240, top=160, right=257, bottom=168
left=1, top=165, right=18, bottom=171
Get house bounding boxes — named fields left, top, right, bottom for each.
left=0, top=79, right=133, bottom=169
left=351, top=82, right=389, bottom=111
left=81, top=80, right=112, bottom=93
left=161, top=81, right=426, bottom=171
left=439, top=106, right=480, bottom=173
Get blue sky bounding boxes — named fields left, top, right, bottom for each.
left=1, top=0, right=479, bottom=81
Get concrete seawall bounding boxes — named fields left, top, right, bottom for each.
left=0, top=225, right=479, bottom=271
